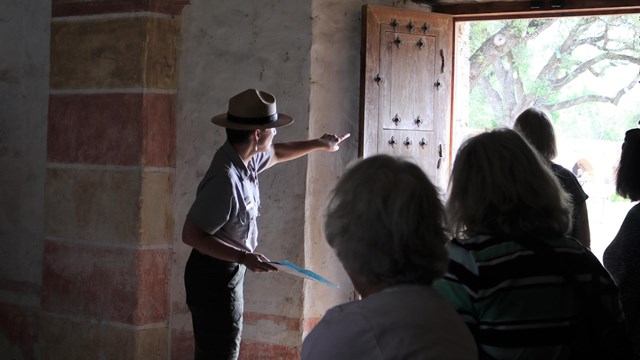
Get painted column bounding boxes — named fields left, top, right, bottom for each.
left=43, top=1, right=186, bottom=358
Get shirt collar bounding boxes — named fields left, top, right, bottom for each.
left=222, top=141, right=256, bottom=181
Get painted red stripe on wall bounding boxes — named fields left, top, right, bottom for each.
left=41, top=239, right=171, bottom=324
left=48, top=93, right=175, bottom=167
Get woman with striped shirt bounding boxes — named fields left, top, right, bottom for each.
left=435, top=128, right=630, bottom=359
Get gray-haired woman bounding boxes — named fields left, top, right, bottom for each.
left=301, top=154, right=477, bottom=360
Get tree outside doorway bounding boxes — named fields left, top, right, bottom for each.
left=453, top=14, right=640, bottom=261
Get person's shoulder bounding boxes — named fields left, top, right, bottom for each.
left=202, top=167, right=235, bottom=185
left=551, top=162, right=587, bottom=199
left=195, top=165, right=237, bottom=199
left=627, top=202, right=640, bottom=215
left=301, top=302, right=379, bottom=360
left=549, top=234, right=583, bottom=247
left=301, top=303, right=362, bottom=347
left=617, top=203, right=640, bottom=233
left=252, top=148, right=273, bottom=172
left=204, top=145, right=238, bottom=175
left=552, top=235, right=609, bottom=272
left=369, top=286, right=479, bottom=359
left=551, top=163, right=579, bottom=181
left=550, top=162, right=571, bottom=174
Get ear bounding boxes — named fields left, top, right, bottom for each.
left=254, top=129, right=261, bottom=138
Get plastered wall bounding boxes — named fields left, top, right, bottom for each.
left=304, top=0, right=432, bottom=325
left=172, top=0, right=347, bottom=355
left=172, top=0, right=432, bottom=356
left=172, top=0, right=323, bottom=354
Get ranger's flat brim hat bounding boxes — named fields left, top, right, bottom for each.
left=211, top=89, right=294, bottom=130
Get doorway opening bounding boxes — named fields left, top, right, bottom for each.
left=452, top=14, right=640, bottom=261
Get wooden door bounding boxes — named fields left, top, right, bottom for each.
left=360, top=5, right=453, bottom=188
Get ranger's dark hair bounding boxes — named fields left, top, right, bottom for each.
left=225, top=128, right=254, bottom=145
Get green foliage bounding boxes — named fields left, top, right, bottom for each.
left=469, top=88, right=498, bottom=129
left=510, top=21, right=527, bottom=36
left=510, top=44, right=531, bottom=79
left=610, top=193, right=630, bottom=203
left=467, top=14, right=640, bottom=139
left=469, top=20, right=507, bottom=53
left=529, top=79, right=551, bottom=99
left=552, top=103, right=640, bottom=142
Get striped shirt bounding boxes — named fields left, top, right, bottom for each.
left=434, top=234, right=628, bottom=359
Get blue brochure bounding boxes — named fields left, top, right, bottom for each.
left=269, top=260, right=340, bottom=288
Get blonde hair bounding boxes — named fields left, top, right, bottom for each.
left=324, top=155, right=448, bottom=286
left=447, top=128, right=571, bottom=238
left=513, top=107, right=557, bottom=161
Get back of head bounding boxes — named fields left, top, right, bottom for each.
left=447, top=128, right=571, bottom=238
left=324, top=154, right=448, bottom=287
left=513, top=107, right=557, bottom=161
left=616, top=128, right=640, bottom=201
left=225, top=128, right=254, bottom=145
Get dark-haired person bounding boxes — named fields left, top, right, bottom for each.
left=435, top=128, right=630, bottom=359
left=513, top=107, right=591, bottom=248
left=604, top=128, right=640, bottom=359
left=301, top=154, right=478, bottom=360
left=182, top=88, right=349, bottom=360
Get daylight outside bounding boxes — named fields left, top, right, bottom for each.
left=453, top=14, right=640, bottom=261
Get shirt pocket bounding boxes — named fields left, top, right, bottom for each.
left=234, top=197, right=259, bottom=244
left=239, top=197, right=258, bottom=224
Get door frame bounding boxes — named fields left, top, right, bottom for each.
left=436, top=1, right=640, bottom=20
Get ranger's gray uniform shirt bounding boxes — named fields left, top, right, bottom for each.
left=187, top=141, right=272, bottom=252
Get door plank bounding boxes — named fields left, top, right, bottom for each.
left=360, top=5, right=453, bottom=186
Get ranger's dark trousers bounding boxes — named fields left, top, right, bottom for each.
left=185, top=250, right=246, bottom=360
